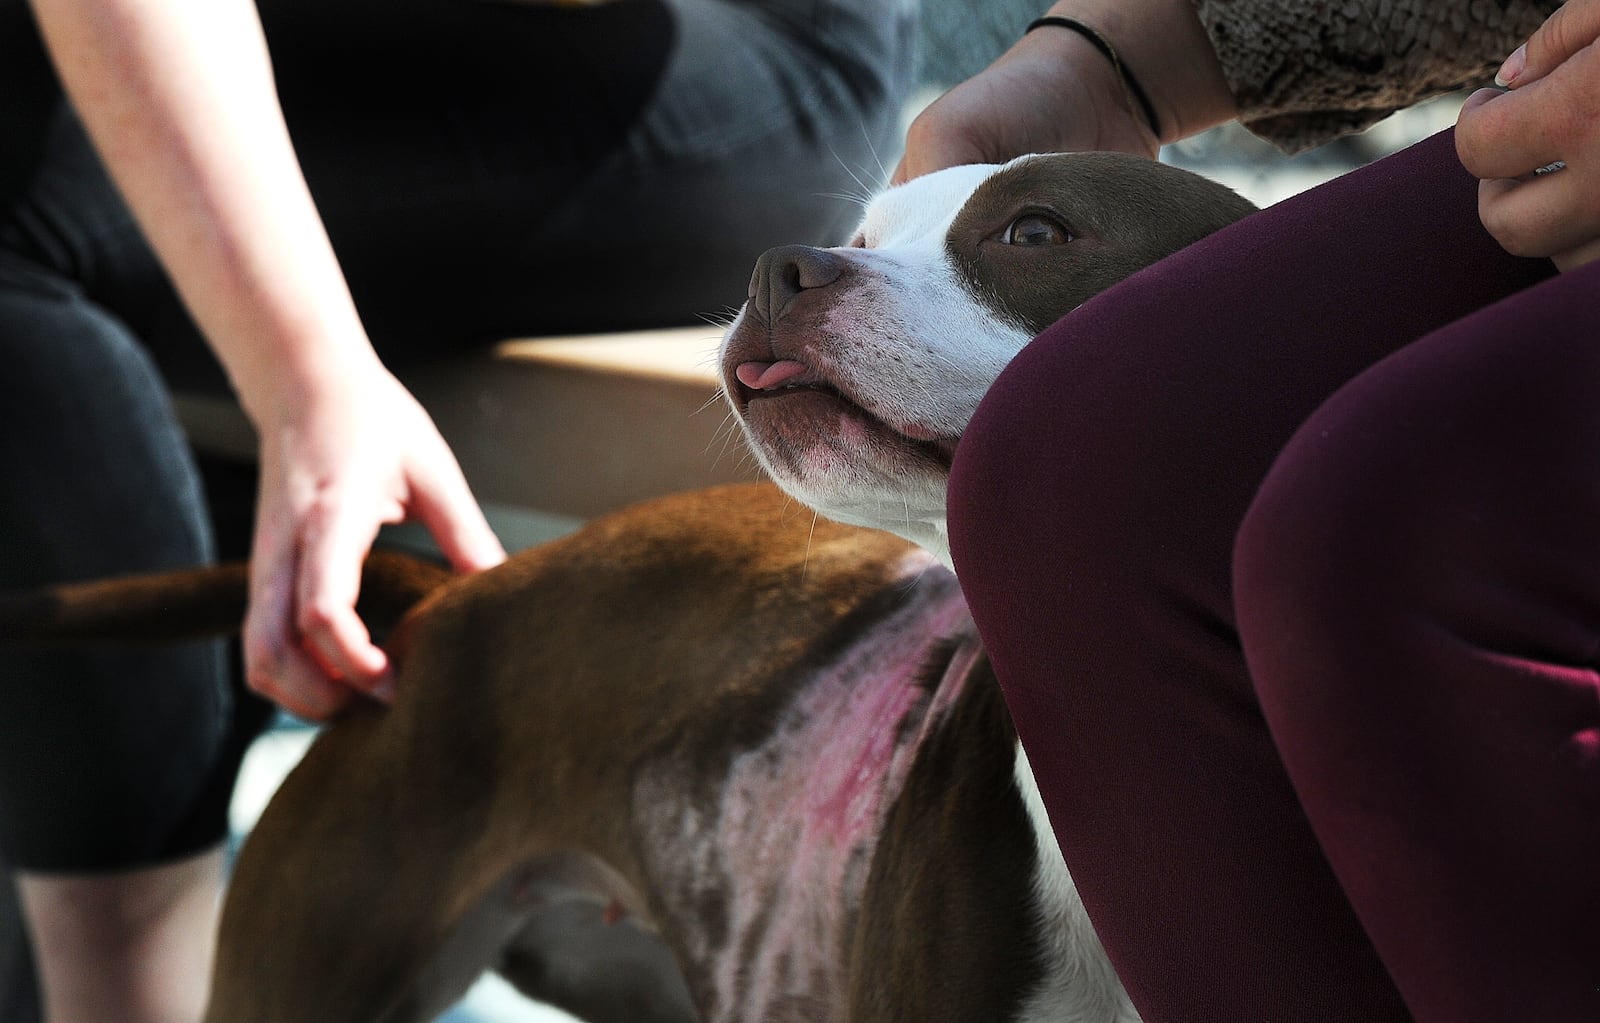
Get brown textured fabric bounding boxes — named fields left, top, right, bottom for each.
left=1194, top=0, right=1561, bottom=151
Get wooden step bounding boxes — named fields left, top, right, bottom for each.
left=173, top=326, right=761, bottom=526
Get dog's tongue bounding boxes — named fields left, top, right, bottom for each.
left=736, top=359, right=810, bottom=390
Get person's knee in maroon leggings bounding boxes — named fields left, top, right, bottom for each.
left=1234, top=267, right=1600, bottom=1022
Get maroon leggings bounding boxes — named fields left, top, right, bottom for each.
left=948, top=129, right=1600, bottom=1022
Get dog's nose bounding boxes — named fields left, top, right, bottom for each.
left=748, top=244, right=845, bottom=325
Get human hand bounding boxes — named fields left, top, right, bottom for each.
left=29, top=0, right=504, bottom=718
left=245, top=365, right=505, bottom=720
left=1456, top=0, right=1600, bottom=272
left=894, top=24, right=1160, bottom=185
left=892, top=0, right=1237, bottom=184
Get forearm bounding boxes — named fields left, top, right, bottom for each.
left=28, top=0, right=379, bottom=425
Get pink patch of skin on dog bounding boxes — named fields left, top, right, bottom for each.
left=710, top=552, right=978, bottom=1021
left=834, top=414, right=870, bottom=448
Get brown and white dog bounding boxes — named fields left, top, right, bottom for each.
left=0, top=154, right=1252, bottom=1023
left=0, top=485, right=1126, bottom=1023
left=720, top=151, right=1256, bottom=565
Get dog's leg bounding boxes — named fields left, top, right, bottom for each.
left=206, top=706, right=470, bottom=1022
left=205, top=631, right=702, bottom=1022
left=494, top=882, right=698, bottom=1023
left=392, top=851, right=698, bottom=1023
left=205, top=695, right=597, bottom=1023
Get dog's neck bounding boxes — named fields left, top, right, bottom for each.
left=901, top=518, right=952, bottom=571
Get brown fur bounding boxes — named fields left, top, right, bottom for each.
left=948, top=152, right=1259, bottom=336
left=1, top=483, right=1036, bottom=1022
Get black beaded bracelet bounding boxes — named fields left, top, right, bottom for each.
left=1025, top=15, right=1163, bottom=141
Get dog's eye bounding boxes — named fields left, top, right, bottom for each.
left=1001, top=214, right=1071, bottom=246
left=847, top=233, right=868, bottom=248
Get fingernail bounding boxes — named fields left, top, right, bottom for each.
left=1495, top=44, right=1526, bottom=87
left=370, top=671, right=397, bottom=705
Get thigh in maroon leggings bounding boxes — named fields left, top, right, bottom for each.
left=1234, top=267, right=1600, bottom=1019
left=948, top=130, right=1595, bottom=1020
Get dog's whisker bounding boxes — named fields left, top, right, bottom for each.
left=697, top=308, right=739, bottom=330
left=801, top=508, right=821, bottom=583
left=816, top=189, right=872, bottom=210
left=855, top=114, right=892, bottom=183
left=826, top=142, right=868, bottom=191
left=825, top=143, right=884, bottom=210
left=894, top=567, right=929, bottom=605
left=708, top=416, right=756, bottom=473
left=692, top=390, right=729, bottom=418
left=698, top=405, right=761, bottom=473
left=702, top=409, right=745, bottom=468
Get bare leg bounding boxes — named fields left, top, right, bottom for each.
left=17, top=845, right=223, bottom=1023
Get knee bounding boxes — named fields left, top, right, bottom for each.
left=947, top=321, right=1134, bottom=622
left=1232, top=367, right=1466, bottom=725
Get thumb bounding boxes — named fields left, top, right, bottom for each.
left=1499, top=0, right=1600, bottom=87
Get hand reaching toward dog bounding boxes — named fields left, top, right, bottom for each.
left=894, top=24, right=1161, bottom=183
left=32, top=0, right=505, bottom=719
left=893, top=0, right=1237, bottom=183
left=1456, top=0, right=1600, bottom=272
left=247, top=365, right=504, bottom=720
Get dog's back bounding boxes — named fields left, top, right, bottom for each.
left=0, top=483, right=1090, bottom=1022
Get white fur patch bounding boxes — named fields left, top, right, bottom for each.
left=721, top=160, right=1036, bottom=565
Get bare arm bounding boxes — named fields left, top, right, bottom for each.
left=898, top=0, right=1558, bottom=180
left=30, top=0, right=505, bottom=718
left=31, top=0, right=365, bottom=409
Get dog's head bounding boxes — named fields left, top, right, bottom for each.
left=719, top=151, right=1256, bottom=563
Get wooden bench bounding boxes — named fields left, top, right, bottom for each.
left=172, top=326, right=762, bottom=550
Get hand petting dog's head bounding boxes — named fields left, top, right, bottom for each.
left=721, top=151, right=1255, bottom=564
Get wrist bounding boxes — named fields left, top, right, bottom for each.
left=228, top=319, right=388, bottom=430
left=1025, top=16, right=1163, bottom=142
left=1040, top=0, right=1238, bottom=145
left=998, top=19, right=1163, bottom=156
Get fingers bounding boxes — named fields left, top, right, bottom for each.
left=1457, top=32, right=1600, bottom=264
left=1498, top=0, right=1600, bottom=88
left=892, top=25, right=1159, bottom=184
left=893, top=99, right=990, bottom=185
left=237, top=372, right=502, bottom=717
left=295, top=487, right=393, bottom=688
left=1476, top=163, right=1600, bottom=260
left=1459, top=0, right=1600, bottom=179
left=241, top=407, right=500, bottom=718
left=1455, top=84, right=1565, bottom=182
left=406, top=441, right=506, bottom=574
left=243, top=524, right=358, bottom=722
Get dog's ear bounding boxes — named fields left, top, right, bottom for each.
left=0, top=550, right=452, bottom=648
